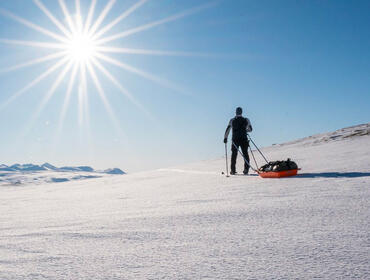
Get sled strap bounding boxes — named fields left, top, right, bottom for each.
left=249, top=146, right=259, bottom=171
left=247, top=134, right=269, bottom=164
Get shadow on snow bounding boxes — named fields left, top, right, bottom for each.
left=297, top=172, right=370, bottom=178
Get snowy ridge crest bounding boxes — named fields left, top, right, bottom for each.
left=278, top=123, right=370, bottom=147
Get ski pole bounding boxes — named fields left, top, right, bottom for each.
left=224, top=143, right=229, bottom=177
left=232, top=141, right=259, bottom=173
left=247, top=134, right=269, bottom=164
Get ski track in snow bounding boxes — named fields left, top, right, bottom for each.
left=0, top=130, right=369, bottom=279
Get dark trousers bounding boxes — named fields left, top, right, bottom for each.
left=231, top=138, right=250, bottom=173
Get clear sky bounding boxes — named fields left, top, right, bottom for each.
left=0, top=0, right=369, bottom=172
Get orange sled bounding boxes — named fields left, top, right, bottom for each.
left=258, top=169, right=298, bottom=178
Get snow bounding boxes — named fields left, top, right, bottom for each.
left=0, top=164, right=125, bottom=186
left=277, top=122, right=370, bottom=147
left=0, top=124, right=369, bottom=279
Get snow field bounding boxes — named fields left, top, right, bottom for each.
left=0, top=132, right=369, bottom=279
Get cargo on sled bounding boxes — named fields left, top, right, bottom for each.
left=257, top=159, right=299, bottom=178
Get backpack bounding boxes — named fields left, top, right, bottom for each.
left=259, top=158, right=298, bottom=172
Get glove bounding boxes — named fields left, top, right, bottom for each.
left=223, top=138, right=227, bottom=144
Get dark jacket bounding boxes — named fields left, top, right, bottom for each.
left=224, top=115, right=252, bottom=140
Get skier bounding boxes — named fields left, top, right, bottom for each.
left=224, top=107, right=253, bottom=175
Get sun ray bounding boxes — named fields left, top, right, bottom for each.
left=56, top=63, right=79, bottom=138
left=39, top=61, right=73, bottom=110
left=79, top=63, right=94, bottom=161
left=95, top=1, right=218, bottom=45
left=96, top=46, right=214, bottom=58
left=58, top=0, right=76, bottom=34
left=22, top=61, right=74, bottom=136
left=26, top=62, right=72, bottom=127
left=0, top=38, right=64, bottom=49
left=88, top=0, right=116, bottom=36
left=77, top=62, right=88, bottom=126
left=91, top=57, right=152, bottom=118
left=84, top=0, right=97, bottom=33
left=0, top=8, right=68, bottom=43
left=86, top=60, right=124, bottom=136
left=78, top=84, right=84, bottom=125
left=92, top=0, right=148, bottom=40
left=0, top=51, right=66, bottom=74
left=95, top=52, right=189, bottom=95
left=80, top=62, right=90, bottom=127
left=32, top=0, right=72, bottom=38
left=0, top=57, right=69, bottom=112
left=0, top=0, right=215, bottom=141
left=75, top=0, right=83, bottom=32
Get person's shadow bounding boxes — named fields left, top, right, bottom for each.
left=298, top=172, right=370, bottom=178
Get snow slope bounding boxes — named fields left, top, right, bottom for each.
left=0, top=124, right=369, bottom=279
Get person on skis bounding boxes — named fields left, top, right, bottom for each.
left=224, top=107, right=253, bottom=175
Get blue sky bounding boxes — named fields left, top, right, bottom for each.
left=0, top=0, right=369, bottom=172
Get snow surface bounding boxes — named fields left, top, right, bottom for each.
left=0, top=125, right=369, bottom=279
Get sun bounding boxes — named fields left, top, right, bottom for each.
left=0, top=0, right=216, bottom=137
left=66, top=32, right=97, bottom=63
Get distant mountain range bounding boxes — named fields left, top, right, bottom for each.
left=0, top=163, right=125, bottom=186
left=0, top=163, right=125, bottom=175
